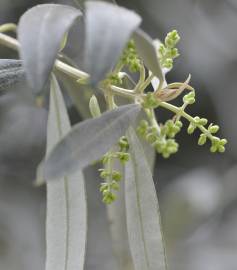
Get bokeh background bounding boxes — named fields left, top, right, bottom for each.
left=0, top=0, right=236, bottom=269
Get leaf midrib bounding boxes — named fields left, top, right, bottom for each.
left=51, top=77, right=70, bottom=270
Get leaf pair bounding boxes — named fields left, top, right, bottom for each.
left=17, top=2, right=141, bottom=90
left=17, top=1, right=164, bottom=91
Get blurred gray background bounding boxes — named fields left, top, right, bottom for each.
left=0, top=0, right=236, bottom=270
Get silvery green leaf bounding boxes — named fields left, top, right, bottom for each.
left=18, top=4, right=82, bottom=92
left=42, top=103, right=140, bottom=180
left=133, top=29, right=164, bottom=85
left=125, top=127, right=167, bottom=270
left=45, top=75, right=87, bottom=270
left=84, top=1, right=141, bottom=85
left=0, top=59, right=25, bottom=90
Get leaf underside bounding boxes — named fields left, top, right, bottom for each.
left=18, top=4, right=82, bottom=92
left=45, top=75, right=87, bottom=270
left=84, top=1, right=141, bottom=85
left=133, top=29, right=164, bottom=84
left=42, top=103, right=140, bottom=180
left=125, top=127, right=167, bottom=270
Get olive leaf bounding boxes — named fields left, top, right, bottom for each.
left=0, top=59, right=25, bottom=90
left=125, top=127, right=167, bottom=270
left=133, top=29, right=164, bottom=86
left=84, top=1, right=141, bottom=85
left=45, top=75, right=87, bottom=270
left=41, top=103, right=140, bottom=180
left=18, top=4, right=82, bottom=92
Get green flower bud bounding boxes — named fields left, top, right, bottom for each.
left=100, top=169, right=110, bottom=179
left=208, top=125, right=219, bottom=134
left=111, top=181, right=120, bottom=191
left=188, top=98, right=195, bottom=104
left=220, top=138, right=227, bottom=145
left=89, top=95, right=101, bottom=118
left=198, top=134, right=207, bottom=145
left=119, top=136, right=129, bottom=151
left=143, top=93, right=159, bottom=109
left=187, top=123, right=196, bottom=134
left=198, top=118, right=208, bottom=126
left=146, top=133, right=157, bottom=144
left=102, top=189, right=111, bottom=197
left=112, top=171, right=122, bottom=181
left=210, top=145, right=218, bottom=153
left=183, top=91, right=196, bottom=104
left=100, top=183, right=108, bottom=192
left=163, top=58, right=173, bottom=69
left=162, top=151, right=170, bottom=158
left=176, top=121, right=183, bottom=128
left=170, top=48, right=179, bottom=58
left=137, top=120, right=149, bottom=137
left=159, top=44, right=166, bottom=55
left=165, top=30, right=180, bottom=48
left=212, top=137, right=220, bottom=144
left=155, top=140, right=166, bottom=153
left=218, top=145, right=225, bottom=153
left=103, top=192, right=116, bottom=204
left=117, top=152, right=130, bottom=164
left=140, top=120, right=149, bottom=129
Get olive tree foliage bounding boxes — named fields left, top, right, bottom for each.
left=0, top=1, right=227, bottom=270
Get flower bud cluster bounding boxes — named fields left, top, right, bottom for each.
left=187, top=117, right=227, bottom=153
left=159, top=30, right=180, bottom=69
left=106, top=73, right=123, bottom=86
left=137, top=119, right=182, bottom=158
left=99, top=136, right=130, bottom=204
left=142, top=92, right=160, bottom=109
left=121, top=40, right=141, bottom=72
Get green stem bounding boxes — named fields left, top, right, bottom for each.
left=159, top=101, right=213, bottom=140
left=139, top=73, right=154, bottom=92
left=145, top=108, right=161, bottom=134
left=113, top=60, right=124, bottom=74
left=0, top=23, right=17, bottom=33
left=134, top=65, right=146, bottom=93
left=109, top=85, right=135, bottom=99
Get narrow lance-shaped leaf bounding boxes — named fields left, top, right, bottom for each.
left=18, top=4, right=82, bottom=92
left=45, top=75, right=87, bottom=270
left=0, top=59, right=25, bottom=90
left=133, top=29, right=164, bottom=86
left=84, top=1, right=141, bottom=85
left=42, top=103, right=140, bottom=180
left=125, top=127, right=168, bottom=270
